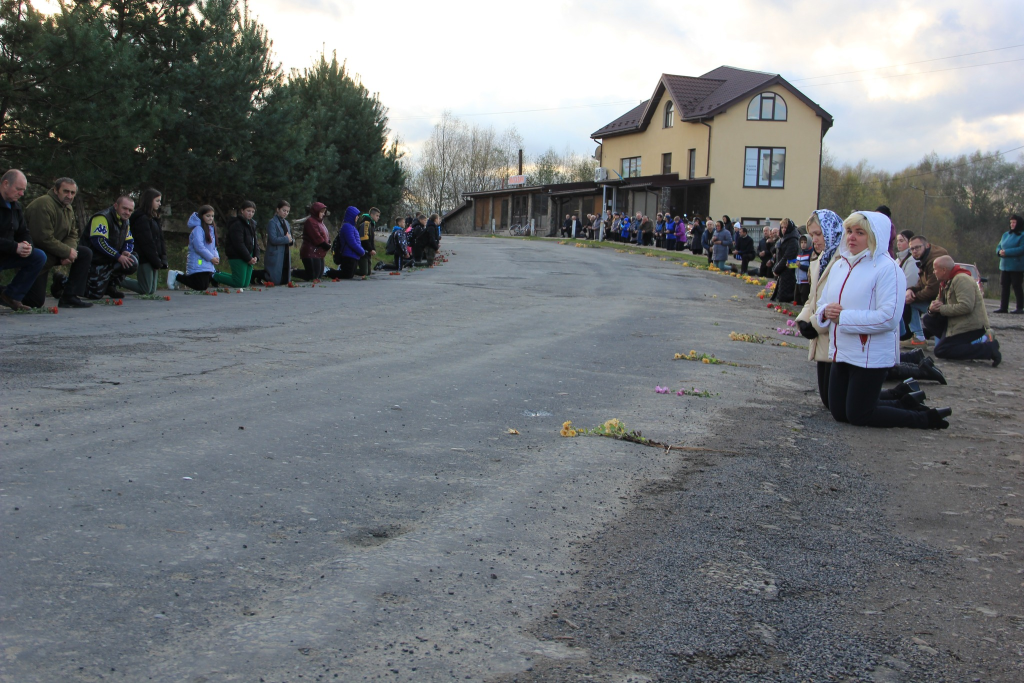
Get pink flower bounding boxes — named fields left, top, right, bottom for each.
left=655, top=386, right=669, bottom=394
left=786, top=319, right=796, bottom=327
left=676, top=389, right=685, bottom=396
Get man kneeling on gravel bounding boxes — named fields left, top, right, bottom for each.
left=928, top=255, right=1001, bottom=367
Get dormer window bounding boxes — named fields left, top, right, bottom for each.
left=747, top=92, right=787, bottom=121
left=663, top=101, right=674, bottom=128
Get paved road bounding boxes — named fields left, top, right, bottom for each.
left=3, top=238, right=787, bottom=682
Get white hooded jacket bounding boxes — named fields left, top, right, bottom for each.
left=814, top=211, right=907, bottom=369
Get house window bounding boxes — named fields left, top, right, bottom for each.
left=622, top=157, right=641, bottom=178
left=662, top=153, right=672, bottom=175
left=688, top=148, right=697, bottom=179
left=743, top=147, right=786, bottom=188
left=663, top=101, right=674, bottom=128
left=746, top=93, right=787, bottom=121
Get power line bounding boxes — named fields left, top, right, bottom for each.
left=821, top=145, right=1024, bottom=187
left=792, top=43, right=1024, bottom=82
left=802, top=57, right=1024, bottom=88
left=390, top=100, right=640, bottom=122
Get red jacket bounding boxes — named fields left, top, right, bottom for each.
left=300, top=203, right=329, bottom=259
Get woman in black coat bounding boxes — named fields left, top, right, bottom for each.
left=123, top=188, right=166, bottom=296
left=772, top=218, right=800, bottom=303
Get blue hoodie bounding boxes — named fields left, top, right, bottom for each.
left=186, top=212, right=219, bottom=274
left=337, top=206, right=366, bottom=260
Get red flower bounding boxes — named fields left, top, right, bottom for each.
left=164, top=295, right=171, bottom=301
left=211, top=292, right=217, bottom=296
left=49, top=306, right=59, bottom=314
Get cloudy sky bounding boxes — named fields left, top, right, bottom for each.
left=249, top=0, right=1023, bottom=171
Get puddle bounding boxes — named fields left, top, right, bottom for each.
left=523, top=410, right=553, bottom=417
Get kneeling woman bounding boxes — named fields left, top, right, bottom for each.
left=168, top=206, right=220, bottom=291
left=815, top=211, right=951, bottom=430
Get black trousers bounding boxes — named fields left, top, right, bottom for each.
left=177, top=271, right=214, bottom=291
left=738, top=258, right=750, bottom=275
left=818, top=361, right=913, bottom=411
left=23, top=245, right=93, bottom=308
left=828, top=362, right=927, bottom=429
left=292, top=257, right=323, bottom=281
left=84, top=256, right=138, bottom=299
left=1000, top=270, right=1023, bottom=311
left=325, top=257, right=357, bottom=280
left=934, top=328, right=998, bottom=361
left=758, top=260, right=771, bottom=277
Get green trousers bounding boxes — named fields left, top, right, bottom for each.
left=122, top=262, right=159, bottom=295
left=213, top=259, right=254, bottom=288
left=356, top=254, right=373, bottom=277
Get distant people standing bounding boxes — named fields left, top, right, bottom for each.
left=82, top=195, right=138, bottom=300
left=561, top=214, right=572, bottom=238
left=168, top=206, right=220, bottom=291
left=418, top=213, right=442, bottom=265
left=123, top=188, right=166, bottom=296
left=292, top=202, right=330, bottom=281
left=0, top=169, right=46, bottom=311
left=215, top=200, right=260, bottom=289
left=994, top=214, right=1023, bottom=314
left=24, top=177, right=94, bottom=308
left=895, top=229, right=919, bottom=337
left=263, top=200, right=293, bottom=286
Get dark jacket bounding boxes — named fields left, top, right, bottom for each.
left=419, top=219, right=441, bottom=250
left=300, top=203, right=330, bottom=259
left=85, top=206, right=134, bottom=264
left=0, top=199, right=31, bottom=256
left=756, top=236, right=770, bottom=261
left=735, top=234, right=755, bottom=260
left=25, top=189, right=78, bottom=261
left=357, top=213, right=376, bottom=255
left=225, top=215, right=260, bottom=262
left=772, top=230, right=800, bottom=276
left=130, top=210, right=167, bottom=269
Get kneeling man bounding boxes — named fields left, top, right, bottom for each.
left=929, top=255, right=1001, bottom=367
left=83, top=196, right=138, bottom=299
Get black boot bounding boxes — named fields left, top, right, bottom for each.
left=899, top=392, right=928, bottom=411
left=927, top=407, right=951, bottom=430
left=50, top=272, right=67, bottom=300
left=918, top=356, right=947, bottom=385
left=900, top=349, right=925, bottom=364
left=879, top=380, right=922, bottom=401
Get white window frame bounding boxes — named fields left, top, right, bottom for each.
left=746, top=93, right=788, bottom=121
left=622, top=157, right=641, bottom=179
left=743, top=147, right=786, bottom=189
left=663, top=101, right=674, bottom=128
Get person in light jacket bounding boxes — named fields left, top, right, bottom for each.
left=815, top=211, right=951, bottom=430
left=711, top=220, right=732, bottom=269
left=263, top=200, right=293, bottom=286
left=994, top=214, right=1023, bottom=313
left=168, top=207, right=220, bottom=291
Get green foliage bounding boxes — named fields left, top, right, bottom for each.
left=0, top=0, right=403, bottom=222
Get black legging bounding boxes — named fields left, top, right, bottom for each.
left=828, top=362, right=927, bottom=429
left=324, top=257, right=357, bottom=280
left=1000, top=270, right=1023, bottom=311
left=176, top=271, right=214, bottom=291
left=817, top=360, right=918, bottom=412
left=292, top=257, right=323, bottom=281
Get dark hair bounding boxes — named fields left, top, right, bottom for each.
left=277, top=199, right=290, bottom=209
left=369, top=206, right=380, bottom=215
left=1010, top=214, right=1022, bottom=227
left=138, top=188, right=162, bottom=218
left=722, top=214, right=732, bottom=226
left=910, top=234, right=929, bottom=244
left=239, top=200, right=256, bottom=212
left=898, top=229, right=914, bottom=241
left=715, top=220, right=723, bottom=229
left=196, top=204, right=215, bottom=244
left=875, top=205, right=891, bottom=218
left=53, top=177, right=77, bottom=190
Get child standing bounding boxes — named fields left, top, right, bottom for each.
left=794, top=234, right=812, bottom=305
left=168, top=206, right=220, bottom=291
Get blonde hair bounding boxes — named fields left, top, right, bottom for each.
left=805, top=212, right=819, bottom=230
left=842, top=213, right=877, bottom=253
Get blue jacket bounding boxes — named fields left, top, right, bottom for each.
left=337, top=206, right=366, bottom=260
left=186, top=212, right=219, bottom=274
left=620, top=218, right=631, bottom=240
left=997, top=230, right=1024, bottom=272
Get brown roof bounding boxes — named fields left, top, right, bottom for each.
left=592, top=66, right=833, bottom=139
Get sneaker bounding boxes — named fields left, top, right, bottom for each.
left=167, top=270, right=180, bottom=290
left=910, top=338, right=927, bottom=347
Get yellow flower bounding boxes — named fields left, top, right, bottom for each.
left=702, top=358, right=710, bottom=364
left=560, top=420, right=577, bottom=437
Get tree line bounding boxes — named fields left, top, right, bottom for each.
left=405, top=111, right=597, bottom=215
left=820, top=148, right=1024, bottom=279
left=0, top=0, right=404, bottom=223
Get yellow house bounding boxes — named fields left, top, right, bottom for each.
left=592, top=66, right=833, bottom=227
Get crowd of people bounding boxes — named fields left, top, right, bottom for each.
left=559, top=203, right=1019, bottom=432
left=0, top=170, right=445, bottom=310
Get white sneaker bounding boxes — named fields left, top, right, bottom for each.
left=167, top=270, right=180, bottom=290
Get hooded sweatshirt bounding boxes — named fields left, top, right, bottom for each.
left=186, top=212, right=219, bottom=275
left=300, top=202, right=330, bottom=259
left=336, top=206, right=366, bottom=260
left=815, top=211, right=906, bottom=369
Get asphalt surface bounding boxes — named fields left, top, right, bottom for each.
left=3, top=237, right=1014, bottom=682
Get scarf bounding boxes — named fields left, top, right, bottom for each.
left=940, top=265, right=973, bottom=293
left=815, top=209, right=844, bottom=274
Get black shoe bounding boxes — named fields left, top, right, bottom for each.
left=58, top=296, right=93, bottom=308
left=927, top=407, right=951, bottom=430
left=992, top=346, right=1002, bottom=368
left=902, top=377, right=921, bottom=393
left=993, top=308, right=1009, bottom=314
left=919, top=356, right=947, bottom=385
left=106, top=288, right=126, bottom=299
left=1011, top=309, right=1023, bottom=315
left=50, top=272, right=67, bottom=300
left=900, top=349, right=925, bottom=365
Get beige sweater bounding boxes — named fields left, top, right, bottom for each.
left=795, top=253, right=834, bottom=363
